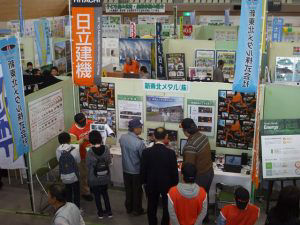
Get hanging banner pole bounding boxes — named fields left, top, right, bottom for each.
left=232, top=0, right=263, bottom=93
left=70, top=0, right=102, bottom=86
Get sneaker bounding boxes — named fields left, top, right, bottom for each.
left=98, top=213, right=104, bottom=219
left=82, top=194, right=93, bottom=201
left=107, top=212, right=113, bottom=218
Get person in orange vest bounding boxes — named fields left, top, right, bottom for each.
left=217, top=186, right=260, bottom=225
left=168, top=163, right=207, bottom=225
left=123, top=57, right=140, bottom=74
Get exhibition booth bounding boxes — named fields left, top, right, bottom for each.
left=1, top=8, right=300, bottom=213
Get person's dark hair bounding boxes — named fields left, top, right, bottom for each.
left=58, top=132, right=71, bottom=145
left=218, top=60, right=225, bottom=67
left=51, top=66, right=59, bottom=73
left=273, top=186, right=300, bottom=222
left=181, top=118, right=198, bottom=135
left=42, top=69, right=51, bottom=77
left=27, top=62, right=33, bottom=67
left=48, top=183, right=67, bottom=203
left=182, top=163, right=197, bottom=183
left=74, top=113, right=86, bottom=124
left=89, top=130, right=103, bottom=145
left=154, top=127, right=167, bottom=140
left=32, top=68, right=40, bottom=76
left=234, top=186, right=250, bottom=210
left=140, top=66, right=148, bottom=73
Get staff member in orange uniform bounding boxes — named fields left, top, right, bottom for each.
left=123, top=57, right=140, bottom=74
left=70, top=113, right=94, bottom=202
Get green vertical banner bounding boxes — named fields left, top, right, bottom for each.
left=179, top=16, right=183, bottom=39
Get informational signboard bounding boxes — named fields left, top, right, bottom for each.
left=28, top=89, right=65, bottom=151
left=187, top=99, right=216, bottom=137
left=275, top=57, right=300, bottom=83
left=105, top=3, right=165, bottom=13
left=71, top=0, right=102, bottom=86
left=166, top=53, right=186, bottom=81
left=118, top=95, right=143, bottom=130
left=143, top=80, right=190, bottom=93
left=262, top=135, right=300, bottom=179
left=216, top=50, right=236, bottom=82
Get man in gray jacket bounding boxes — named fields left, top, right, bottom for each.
left=119, top=118, right=146, bottom=216
left=48, top=183, right=85, bottom=225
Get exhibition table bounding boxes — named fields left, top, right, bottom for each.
left=109, top=146, right=251, bottom=203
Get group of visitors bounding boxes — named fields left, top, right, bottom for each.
left=23, top=62, right=62, bottom=95
left=42, top=113, right=300, bottom=225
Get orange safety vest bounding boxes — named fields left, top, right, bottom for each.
left=168, top=186, right=207, bottom=225
left=221, top=204, right=260, bottom=225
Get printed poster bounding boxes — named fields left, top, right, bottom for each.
left=262, top=135, right=300, bottom=179
left=0, top=37, right=29, bottom=166
left=166, top=53, right=186, bottom=81
left=275, top=57, right=300, bottom=83
left=188, top=67, right=213, bottom=81
left=28, top=89, right=65, bottom=151
left=118, top=95, right=143, bottom=130
left=102, top=38, right=119, bottom=67
left=71, top=0, right=102, bottom=86
left=146, top=96, right=184, bottom=123
left=53, top=40, right=67, bottom=75
left=216, top=50, right=236, bottom=82
left=216, top=90, right=256, bottom=150
left=187, top=99, right=216, bottom=137
left=79, top=83, right=116, bottom=133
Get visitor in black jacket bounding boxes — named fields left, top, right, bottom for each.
left=141, top=127, right=179, bottom=225
left=265, top=186, right=300, bottom=225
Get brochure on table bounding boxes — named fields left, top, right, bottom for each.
left=261, top=135, right=300, bottom=179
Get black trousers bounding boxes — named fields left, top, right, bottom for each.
left=65, top=181, right=80, bottom=209
left=123, top=172, right=143, bottom=213
left=147, top=191, right=169, bottom=225
left=90, top=185, right=112, bottom=215
left=195, top=167, right=214, bottom=221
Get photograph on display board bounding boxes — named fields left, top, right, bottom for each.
left=195, top=50, right=215, bottom=68
left=147, top=128, right=178, bottom=151
left=275, top=57, right=300, bottom=82
left=53, top=41, right=67, bottom=75
left=216, top=51, right=236, bottom=82
left=119, top=38, right=153, bottom=76
left=216, top=90, right=256, bottom=150
left=188, top=67, right=213, bottom=81
left=166, top=53, right=186, bottom=81
left=146, top=96, right=184, bottom=123
left=79, top=83, right=116, bottom=132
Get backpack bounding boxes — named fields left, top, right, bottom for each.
left=59, top=146, right=79, bottom=184
left=93, top=149, right=109, bottom=178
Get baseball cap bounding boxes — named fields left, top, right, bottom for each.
left=180, top=118, right=197, bottom=129
left=182, top=163, right=197, bottom=183
left=128, top=118, right=143, bottom=129
left=235, top=186, right=250, bottom=210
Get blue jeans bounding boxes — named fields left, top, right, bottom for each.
left=90, top=185, right=112, bottom=215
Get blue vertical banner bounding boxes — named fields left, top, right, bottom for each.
left=156, top=22, right=166, bottom=79
left=34, top=19, right=52, bottom=66
left=272, top=17, right=283, bottom=42
left=232, top=0, right=263, bottom=93
left=0, top=37, right=30, bottom=160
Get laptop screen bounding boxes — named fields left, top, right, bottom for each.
left=225, top=155, right=242, bottom=166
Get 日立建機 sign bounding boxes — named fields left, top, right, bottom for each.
left=232, top=0, right=263, bottom=93
left=105, top=3, right=165, bottom=13
left=70, top=0, right=103, bottom=86
left=143, top=80, right=190, bottom=93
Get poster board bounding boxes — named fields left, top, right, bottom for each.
left=275, top=57, right=300, bottom=82
left=166, top=53, right=186, bottom=81
left=216, top=50, right=236, bottom=82
left=187, top=99, right=216, bottom=137
left=262, top=135, right=300, bottom=179
left=28, top=89, right=65, bottom=151
left=118, top=95, right=143, bottom=130
left=102, top=38, right=119, bottom=67
left=216, top=90, right=256, bottom=150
